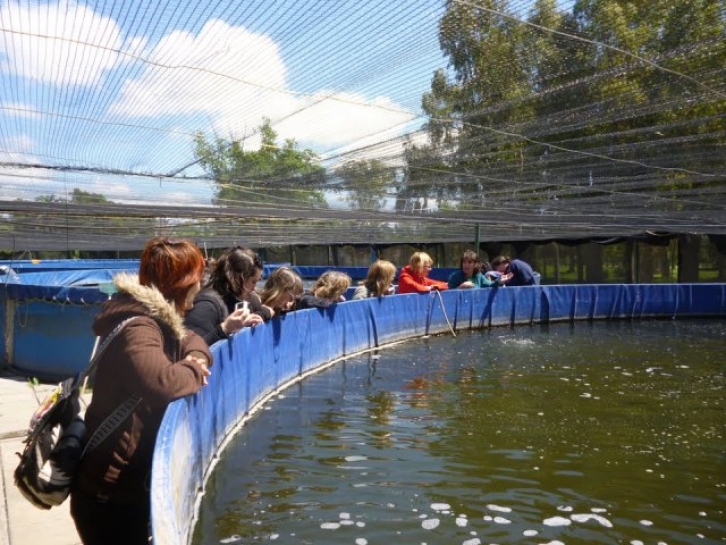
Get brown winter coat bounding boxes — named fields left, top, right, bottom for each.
left=73, top=273, right=212, bottom=503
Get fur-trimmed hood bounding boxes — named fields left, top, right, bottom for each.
left=93, top=272, right=186, bottom=340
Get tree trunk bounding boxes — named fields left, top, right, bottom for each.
left=677, top=235, right=701, bottom=283
left=639, top=244, right=654, bottom=282
left=584, top=244, right=604, bottom=283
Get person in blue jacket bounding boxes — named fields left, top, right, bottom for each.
left=491, top=255, right=537, bottom=286
left=448, top=250, right=505, bottom=289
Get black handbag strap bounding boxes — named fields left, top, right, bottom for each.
left=82, top=395, right=142, bottom=456
left=76, top=316, right=138, bottom=393
left=77, top=316, right=142, bottom=455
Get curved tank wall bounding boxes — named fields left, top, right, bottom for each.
left=150, top=283, right=726, bottom=545
left=0, top=264, right=366, bottom=381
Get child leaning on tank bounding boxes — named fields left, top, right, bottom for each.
left=352, top=259, right=397, bottom=299
left=258, top=266, right=305, bottom=317
left=296, top=270, right=352, bottom=310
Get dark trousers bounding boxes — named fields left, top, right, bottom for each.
left=70, top=487, right=151, bottom=545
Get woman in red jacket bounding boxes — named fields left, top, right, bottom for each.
left=397, top=251, right=449, bottom=294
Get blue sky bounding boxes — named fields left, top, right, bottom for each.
left=0, top=0, right=453, bottom=205
left=1, top=1, right=576, bottom=206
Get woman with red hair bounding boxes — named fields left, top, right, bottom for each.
left=71, top=237, right=212, bottom=545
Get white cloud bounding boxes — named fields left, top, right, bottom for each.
left=109, top=19, right=416, bottom=151
left=276, top=92, right=416, bottom=149
left=0, top=2, right=421, bottom=192
left=84, top=176, right=213, bottom=205
left=0, top=166, right=55, bottom=200
left=0, top=102, right=42, bottom=120
left=1, top=134, right=35, bottom=155
left=110, top=19, right=288, bottom=121
left=0, top=138, right=42, bottom=200
left=0, top=137, right=43, bottom=200
left=0, top=0, right=124, bottom=86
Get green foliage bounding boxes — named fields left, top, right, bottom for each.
left=70, top=188, right=109, bottom=204
left=334, top=159, right=395, bottom=211
left=35, top=194, right=65, bottom=203
left=35, top=189, right=110, bottom=204
left=27, top=377, right=41, bottom=404
left=416, top=0, right=725, bottom=210
left=194, top=118, right=327, bottom=207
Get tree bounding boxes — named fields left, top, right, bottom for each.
left=35, top=194, right=65, bottom=203
left=419, top=0, right=534, bottom=210
left=417, top=0, right=725, bottom=217
left=571, top=0, right=726, bottom=206
left=70, top=188, right=110, bottom=204
left=334, top=159, right=394, bottom=211
left=194, top=118, right=327, bottom=207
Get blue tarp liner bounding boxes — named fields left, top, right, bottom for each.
left=2, top=262, right=721, bottom=383
left=0, top=265, right=367, bottom=381
left=150, top=283, right=726, bottom=545
left=0, top=269, right=128, bottom=379
left=0, top=259, right=140, bottom=273
left=1, top=264, right=404, bottom=380
left=2, top=270, right=134, bottom=304
left=7, top=301, right=101, bottom=380
left=0, top=263, right=298, bottom=305
left=1, top=260, right=454, bottom=280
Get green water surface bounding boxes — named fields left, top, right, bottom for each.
left=193, top=319, right=725, bottom=545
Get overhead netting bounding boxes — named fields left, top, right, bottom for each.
left=0, top=0, right=724, bottom=251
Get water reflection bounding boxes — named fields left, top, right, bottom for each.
left=193, top=319, right=725, bottom=545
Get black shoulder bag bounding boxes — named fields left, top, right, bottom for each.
left=14, top=317, right=141, bottom=510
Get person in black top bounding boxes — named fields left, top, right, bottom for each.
left=185, top=246, right=265, bottom=346
left=296, top=270, right=352, bottom=310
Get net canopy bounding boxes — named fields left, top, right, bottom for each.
left=0, top=0, right=724, bottom=252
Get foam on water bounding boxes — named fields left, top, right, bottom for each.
left=543, top=516, right=572, bottom=527
left=571, top=513, right=613, bottom=527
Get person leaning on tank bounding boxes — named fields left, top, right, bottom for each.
left=70, top=237, right=212, bottom=545
left=353, top=259, right=397, bottom=299
left=490, top=255, right=537, bottom=286
left=184, top=246, right=265, bottom=346
left=258, top=266, right=305, bottom=316
left=296, top=270, right=352, bottom=309
left=448, top=249, right=511, bottom=289
left=397, top=251, right=449, bottom=294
